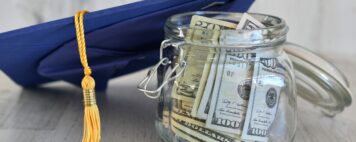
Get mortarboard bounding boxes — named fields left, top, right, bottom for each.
left=0, top=0, right=255, bottom=90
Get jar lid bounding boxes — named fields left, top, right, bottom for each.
left=285, top=43, right=352, bottom=116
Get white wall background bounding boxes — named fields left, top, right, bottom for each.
left=0, top=0, right=355, bottom=57
left=0, top=0, right=138, bottom=31
left=250, top=0, right=356, bottom=59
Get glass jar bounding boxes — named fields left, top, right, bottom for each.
left=138, top=12, right=352, bottom=142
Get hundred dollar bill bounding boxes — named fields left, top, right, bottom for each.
left=172, top=99, right=243, bottom=141
left=206, top=50, right=256, bottom=134
left=171, top=117, right=241, bottom=142
left=205, top=13, right=266, bottom=134
left=241, top=58, right=285, bottom=142
left=171, top=113, right=242, bottom=142
left=172, top=15, right=237, bottom=109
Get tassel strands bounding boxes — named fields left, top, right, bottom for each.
left=74, top=11, right=101, bottom=142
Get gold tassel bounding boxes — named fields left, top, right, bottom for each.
left=74, top=11, right=101, bottom=142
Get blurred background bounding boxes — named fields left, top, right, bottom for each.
left=0, top=0, right=355, bottom=142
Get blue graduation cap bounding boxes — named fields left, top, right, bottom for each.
left=0, top=0, right=254, bottom=90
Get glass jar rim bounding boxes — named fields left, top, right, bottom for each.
left=167, top=12, right=287, bottom=31
left=165, top=11, right=289, bottom=48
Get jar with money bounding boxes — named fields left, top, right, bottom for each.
left=137, top=12, right=352, bottom=142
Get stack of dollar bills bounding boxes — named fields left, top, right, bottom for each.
left=165, top=13, right=286, bottom=142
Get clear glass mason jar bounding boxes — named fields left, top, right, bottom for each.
left=138, top=12, right=352, bottom=142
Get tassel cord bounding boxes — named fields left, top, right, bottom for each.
left=74, top=10, right=101, bottom=142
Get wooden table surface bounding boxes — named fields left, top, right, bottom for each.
left=0, top=55, right=355, bottom=142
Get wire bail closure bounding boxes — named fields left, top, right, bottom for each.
left=137, top=39, right=186, bottom=99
